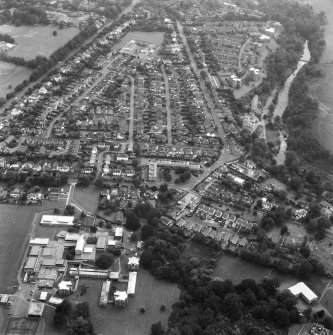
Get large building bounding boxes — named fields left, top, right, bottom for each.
left=288, top=282, right=318, bottom=304
left=40, top=215, right=74, bottom=227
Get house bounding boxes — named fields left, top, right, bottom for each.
left=115, top=227, right=123, bottom=240
left=10, top=188, right=21, bottom=199
left=115, top=211, right=124, bottom=225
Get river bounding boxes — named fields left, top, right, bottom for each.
left=273, top=41, right=311, bottom=164
left=307, top=0, right=333, bottom=153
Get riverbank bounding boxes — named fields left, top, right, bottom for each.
left=306, top=0, right=333, bottom=153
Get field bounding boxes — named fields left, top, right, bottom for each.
left=4, top=317, right=40, bottom=335
left=0, top=24, right=79, bottom=60
left=51, top=270, right=180, bottom=335
left=0, top=61, right=32, bottom=98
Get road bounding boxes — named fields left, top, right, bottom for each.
left=177, top=20, right=226, bottom=141
left=161, top=64, right=172, bottom=145
left=128, top=75, right=135, bottom=145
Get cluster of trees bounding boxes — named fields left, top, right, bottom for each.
left=95, top=253, right=114, bottom=269
left=0, top=33, right=15, bottom=44
left=259, top=0, right=326, bottom=64
left=0, top=54, right=49, bottom=69
left=168, top=272, right=301, bottom=334
left=240, top=244, right=325, bottom=279
left=283, top=69, right=329, bottom=161
left=140, top=226, right=187, bottom=282
left=0, top=4, right=49, bottom=26
left=125, top=202, right=162, bottom=231
left=174, top=167, right=192, bottom=184
left=54, top=301, right=94, bottom=335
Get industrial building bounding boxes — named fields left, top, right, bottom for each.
left=69, top=267, right=110, bottom=279
left=288, top=282, right=318, bottom=304
left=127, top=271, right=137, bottom=296
left=99, top=280, right=111, bottom=307
left=40, top=215, right=74, bottom=227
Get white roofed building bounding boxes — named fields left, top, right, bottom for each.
left=40, top=215, right=74, bottom=227
left=288, top=282, right=318, bottom=304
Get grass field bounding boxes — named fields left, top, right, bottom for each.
left=0, top=24, right=79, bottom=60
left=73, top=185, right=100, bottom=214
left=65, top=270, right=179, bottom=335
left=4, top=317, right=39, bottom=335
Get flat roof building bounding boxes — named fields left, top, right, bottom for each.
left=99, top=280, right=111, bottom=307
left=27, top=302, right=45, bottom=317
left=30, top=238, right=49, bottom=246
left=148, top=162, right=157, bottom=182
left=115, top=227, right=123, bottom=240
left=127, top=271, right=137, bottom=296
left=288, top=282, right=318, bottom=304
left=40, top=215, right=74, bottom=227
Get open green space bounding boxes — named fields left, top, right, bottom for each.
left=0, top=24, right=79, bottom=60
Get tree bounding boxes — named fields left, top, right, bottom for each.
left=67, top=316, right=92, bottom=335
left=53, top=30, right=57, bottom=37
left=221, top=293, right=243, bottom=321
left=125, top=211, right=141, bottom=231
left=95, top=253, right=114, bottom=269
left=64, top=205, right=75, bottom=215
left=323, top=317, right=333, bottom=330
left=151, top=321, right=165, bottom=335
left=142, top=225, right=154, bottom=241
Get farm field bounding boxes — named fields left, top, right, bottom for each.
left=68, top=270, right=180, bottom=335
left=0, top=24, right=79, bottom=60
left=72, top=185, right=99, bottom=214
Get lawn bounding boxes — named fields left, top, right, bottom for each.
left=67, top=270, right=180, bottom=335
